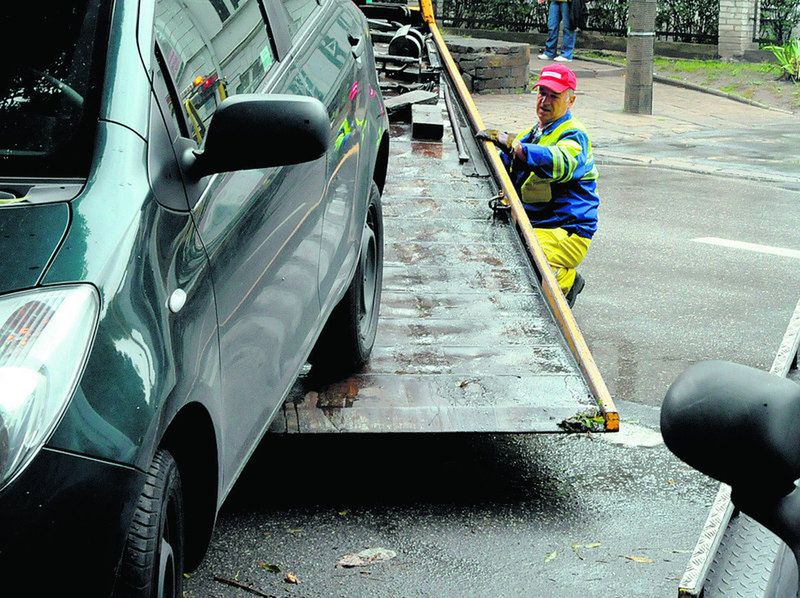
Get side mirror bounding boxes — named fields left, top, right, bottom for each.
left=662, top=360, right=800, bottom=578
left=184, top=94, right=329, bottom=178
left=662, top=360, right=800, bottom=491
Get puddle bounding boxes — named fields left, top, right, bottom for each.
left=599, top=422, right=663, bottom=448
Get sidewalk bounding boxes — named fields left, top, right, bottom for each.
left=471, top=58, right=800, bottom=185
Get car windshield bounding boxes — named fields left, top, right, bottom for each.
left=0, top=2, right=110, bottom=178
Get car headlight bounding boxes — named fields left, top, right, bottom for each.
left=0, top=284, right=99, bottom=490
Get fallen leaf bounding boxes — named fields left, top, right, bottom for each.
left=544, top=551, right=558, bottom=563
left=286, top=528, right=302, bottom=535
left=337, top=547, right=397, bottom=568
left=571, top=542, right=601, bottom=560
left=258, top=562, right=280, bottom=574
left=625, top=555, right=654, bottom=564
left=338, top=554, right=365, bottom=568
left=285, top=572, right=300, bottom=584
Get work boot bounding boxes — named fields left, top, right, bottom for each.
left=565, top=273, right=585, bottom=308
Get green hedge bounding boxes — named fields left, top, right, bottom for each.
left=442, top=0, right=718, bottom=42
left=757, top=0, right=800, bottom=44
left=442, top=0, right=800, bottom=44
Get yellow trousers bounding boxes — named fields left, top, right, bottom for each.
left=533, top=227, right=591, bottom=294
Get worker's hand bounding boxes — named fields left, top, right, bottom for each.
left=537, top=0, right=546, bottom=5
left=511, top=136, right=525, bottom=159
left=476, top=129, right=516, bottom=150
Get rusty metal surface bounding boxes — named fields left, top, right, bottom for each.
left=271, top=114, right=599, bottom=434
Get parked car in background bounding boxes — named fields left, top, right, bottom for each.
left=0, top=0, right=388, bottom=595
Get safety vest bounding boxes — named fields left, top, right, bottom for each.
left=504, top=111, right=600, bottom=239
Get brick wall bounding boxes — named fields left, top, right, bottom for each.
left=718, top=0, right=759, bottom=59
left=446, top=37, right=530, bottom=94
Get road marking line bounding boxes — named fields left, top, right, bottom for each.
left=693, top=237, right=800, bottom=260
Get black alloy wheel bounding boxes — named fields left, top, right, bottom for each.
left=310, top=181, right=384, bottom=379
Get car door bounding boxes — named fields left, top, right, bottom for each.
left=278, top=0, right=366, bottom=310
left=153, top=0, right=326, bottom=487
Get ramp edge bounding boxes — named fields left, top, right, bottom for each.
left=678, top=483, right=734, bottom=598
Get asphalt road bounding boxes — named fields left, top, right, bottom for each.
left=184, top=113, right=800, bottom=597
left=576, top=163, right=800, bottom=408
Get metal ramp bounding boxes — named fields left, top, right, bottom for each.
left=270, top=0, right=616, bottom=435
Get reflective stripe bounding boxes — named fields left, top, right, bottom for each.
left=559, top=139, right=582, bottom=157
left=550, top=146, right=563, bottom=179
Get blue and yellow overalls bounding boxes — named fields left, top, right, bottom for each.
left=501, top=110, right=599, bottom=294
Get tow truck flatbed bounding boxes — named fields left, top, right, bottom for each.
left=270, top=0, right=617, bottom=435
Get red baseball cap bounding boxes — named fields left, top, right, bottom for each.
left=532, top=64, right=577, bottom=92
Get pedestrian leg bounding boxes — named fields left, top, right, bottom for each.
left=543, top=1, right=561, bottom=59
left=560, top=3, right=576, bottom=60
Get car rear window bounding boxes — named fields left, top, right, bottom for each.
left=0, top=2, right=111, bottom=178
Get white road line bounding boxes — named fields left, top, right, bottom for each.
left=693, top=237, right=800, bottom=260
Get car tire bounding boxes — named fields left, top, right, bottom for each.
left=310, top=181, right=384, bottom=379
left=115, top=449, right=185, bottom=598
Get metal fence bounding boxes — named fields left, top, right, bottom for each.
left=754, top=0, right=800, bottom=43
left=440, top=0, right=719, bottom=44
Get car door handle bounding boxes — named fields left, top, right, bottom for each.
left=348, top=34, right=365, bottom=59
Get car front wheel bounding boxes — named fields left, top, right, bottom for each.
left=116, top=449, right=185, bottom=598
left=310, top=181, right=384, bottom=379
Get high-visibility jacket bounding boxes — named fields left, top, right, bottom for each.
left=501, top=111, right=599, bottom=239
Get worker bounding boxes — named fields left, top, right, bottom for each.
left=477, top=64, right=598, bottom=308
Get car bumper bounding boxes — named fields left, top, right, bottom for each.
left=0, top=447, right=144, bottom=596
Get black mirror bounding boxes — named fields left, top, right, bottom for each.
left=662, top=360, right=800, bottom=492
left=185, top=94, right=329, bottom=178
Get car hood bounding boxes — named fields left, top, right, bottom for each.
left=0, top=203, right=70, bottom=294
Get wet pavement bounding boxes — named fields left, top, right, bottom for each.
left=185, top=401, right=716, bottom=598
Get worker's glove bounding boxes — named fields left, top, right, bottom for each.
left=476, top=129, right=516, bottom=150
left=510, top=136, right=523, bottom=158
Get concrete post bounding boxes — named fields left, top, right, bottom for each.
left=434, top=0, right=444, bottom=21
left=624, top=0, right=657, bottom=114
left=718, top=0, right=758, bottom=60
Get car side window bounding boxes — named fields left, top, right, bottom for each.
left=281, top=0, right=322, bottom=38
left=154, top=0, right=276, bottom=143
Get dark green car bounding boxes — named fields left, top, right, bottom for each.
left=0, top=1, right=388, bottom=595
